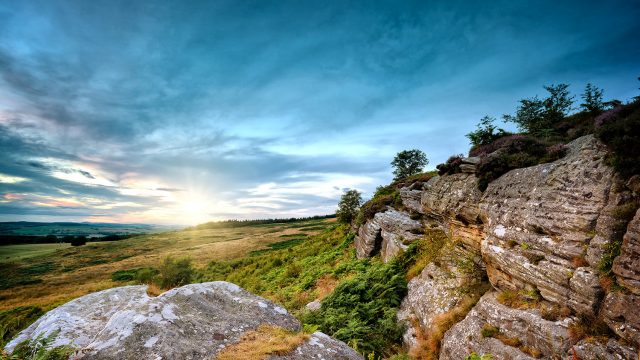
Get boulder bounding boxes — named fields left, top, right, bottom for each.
left=480, top=136, right=621, bottom=313
left=5, top=282, right=361, bottom=360
left=439, top=292, right=572, bottom=360
left=354, top=208, right=422, bottom=262
left=269, top=332, right=362, bottom=360
left=305, top=300, right=322, bottom=312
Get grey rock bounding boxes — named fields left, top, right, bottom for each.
left=421, top=173, right=484, bottom=251
left=439, top=292, right=572, bottom=360
left=305, top=300, right=322, bottom=312
left=5, top=282, right=360, bottom=360
left=269, top=332, right=362, bottom=360
left=613, top=208, right=640, bottom=294
left=480, top=136, right=618, bottom=313
left=398, top=245, right=485, bottom=353
left=602, top=291, right=640, bottom=348
left=627, top=174, right=640, bottom=194
left=571, top=338, right=637, bottom=360
left=354, top=208, right=422, bottom=262
left=460, top=164, right=477, bottom=174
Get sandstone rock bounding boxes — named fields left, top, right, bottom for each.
left=602, top=291, right=640, bottom=347
left=399, top=183, right=424, bottom=214
left=571, top=338, right=637, bottom=360
left=439, top=292, right=572, bottom=360
left=627, top=174, right=640, bottom=194
left=398, top=247, right=486, bottom=353
left=355, top=208, right=422, bottom=262
left=5, top=282, right=360, bottom=360
left=421, top=173, right=484, bottom=250
left=305, top=300, right=322, bottom=312
left=480, top=136, right=619, bottom=313
left=460, top=164, right=477, bottom=174
left=612, top=208, right=640, bottom=294
left=268, top=332, right=363, bottom=360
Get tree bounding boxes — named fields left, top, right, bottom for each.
left=391, top=149, right=428, bottom=181
left=70, top=236, right=87, bottom=246
left=504, top=83, right=574, bottom=137
left=466, top=116, right=509, bottom=147
left=580, top=83, right=604, bottom=112
left=336, top=189, right=362, bottom=224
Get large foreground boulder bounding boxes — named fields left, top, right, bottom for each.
left=5, top=282, right=362, bottom=360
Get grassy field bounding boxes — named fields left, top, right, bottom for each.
left=0, top=243, right=71, bottom=263
left=0, top=218, right=334, bottom=311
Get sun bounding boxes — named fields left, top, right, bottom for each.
left=177, top=195, right=212, bottom=225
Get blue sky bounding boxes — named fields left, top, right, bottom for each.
left=0, top=0, right=639, bottom=224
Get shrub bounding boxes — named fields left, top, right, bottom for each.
left=302, top=258, right=409, bottom=357
left=70, top=236, right=87, bottom=247
left=568, top=313, right=614, bottom=342
left=595, top=100, right=640, bottom=177
left=465, top=353, right=493, bottom=360
left=466, top=116, right=511, bottom=147
left=158, top=256, right=194, bottom=289
left=436, top=154, right=464, bottom=176
left=480, top=324, right=499, bottom=338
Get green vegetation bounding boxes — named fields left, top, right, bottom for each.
left=190, top=215, right=335, bottom=230
left=466, top=116, right=510, bottom=147
left=391, top=149, right=428, bottom=181
left=336, top=189, right=363, bottom=224
left=158, top=256, right=195, bottom=289
left=580, top=83, right=604, bottom=113
left=249, top=238, right=306, bottom=256
left=594, top=100, right=640, bottom=177
left=503, top=83, right=574, bottom=138
left=0, top=244, right=69, bottom=264
left=2, top=330, right=73, bottom=360
left=302, top=253, right=411, bottom=357
left=0, top=307, right=44, bottom=349
left=111, top=267, right=158, bottom=282
left=465, top=353, right=493, bottom=360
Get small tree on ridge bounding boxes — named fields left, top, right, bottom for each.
left=336, top=189, right=362, bottom=224
left=391, top=149, right=428, bottom=181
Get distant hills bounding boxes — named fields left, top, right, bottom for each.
left=0, top=222, right=175, bottom=238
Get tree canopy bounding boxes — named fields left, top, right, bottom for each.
left=391, top=149, right=428, bottom=181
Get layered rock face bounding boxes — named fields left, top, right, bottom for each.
left=480, top=136, right=630, bottom=316
left=439, top=292, right=572, bottom=359
left=603, top=208, right=640, bottom=347
left=355, top=208, right=423, bottom=262
left=5, top=282, right=362, bottom=360
left=355, top=135, right=639, bottom=358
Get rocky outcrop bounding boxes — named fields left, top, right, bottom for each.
left=602, top=208, right=640, bottom=348
left=480, top=135, right=626, bottom=315
left=421, top=173, right=484, bottom=251
left=398, top=243, right=487, bottom=353
left=354, top=134, right=640, bottom=358
left=439, top=292, right=572, bottom=360
left=269, top=332, right=363, bottom=360
left=355, top=208, right=423, bottom=262
left=5, top=282, right=361, bottom=360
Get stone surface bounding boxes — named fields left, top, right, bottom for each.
left=613, top=209, right=640, bottom=294
left=571, top=338, right=637, bottom=360
left=399, top=182, right=424, bottom=214
left=305, top=300, right=322, bottom=312
left=354, top=208, right=422, bottom=262
left=439, top=292, right=572, bottom=360
left=480, top=136, right=619, bottom=313
left=602, top=291, right=640, bottom=348
left=5, top=282, right=359, bottom=359
left=398, top=246, right=486, bottom=353
left=421, top=173, right=484, bottom=251
left=269, top=332, right=362, bottom=360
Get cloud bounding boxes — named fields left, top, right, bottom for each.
left=0, top=0, right=638, bottom=224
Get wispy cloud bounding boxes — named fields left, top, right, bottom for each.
left=0, top=0, right=638, bottom=224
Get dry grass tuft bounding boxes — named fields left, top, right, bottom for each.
left=315, top=274, right=338, bottom=300
left=216, top=325, right=309, bottom=360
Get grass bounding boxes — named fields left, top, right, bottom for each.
left=0, top=218, right=333, bottom=311
left=0, top=243, right=70, bottom=264
left=216, top=325, right=309, bottom=360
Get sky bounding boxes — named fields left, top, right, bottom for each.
left=0, top=0, right=639, bottom=225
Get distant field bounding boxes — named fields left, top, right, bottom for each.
left=0, top=218, right=334, bottom=310
left=0, top=243, right=71, bottom=263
